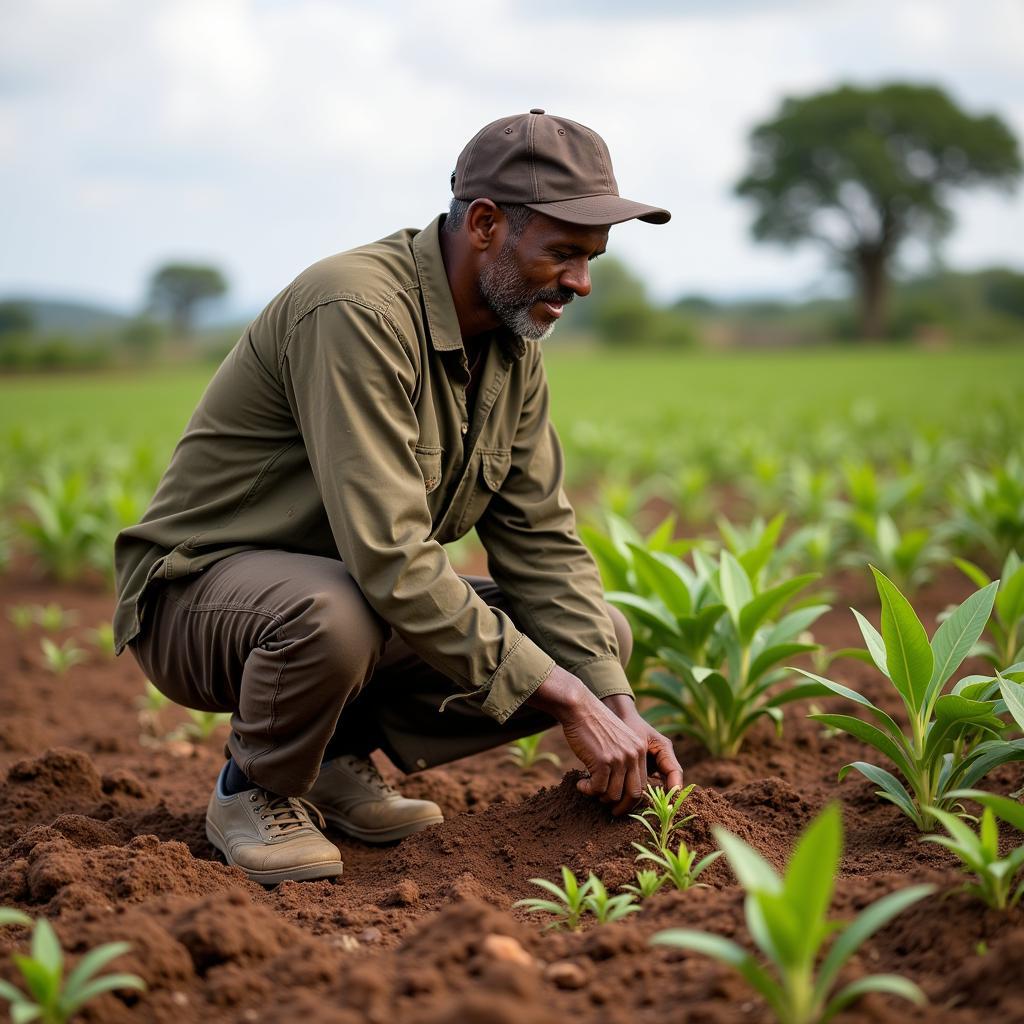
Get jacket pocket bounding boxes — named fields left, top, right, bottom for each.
left=455, top=448, right=512, bottom=535
left=480, top=448, right=512, bottom=491
left=414, top=445, right=443, bottom=494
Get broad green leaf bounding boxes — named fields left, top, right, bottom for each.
left=628, top=545, right=693, bottom=618
left=783, top=804, right=840, bottom=953
left=957, top=738, right=1024, bottom=788
left=953, top=557, right=992, bottom=590
left=816, top=717, right=914, bottom=780
left=0, top=979, right=29, bottom=1003
left=793, top=669, right=907, bottom=739
left=1000, top=676, right=1024, bottom=731
left=738, top=574, right=818, bottom=644
left=765, top=680, right=831, bottom=708
left=701, top=672, right=734, bottom=717
left=719, top=551, right=753, bottom=628
left=872, top=566, right=933, bottom=715
left=763, top=605, right=829, bottom=647
left=61, top=973, right=146, bottom=1012
left=852, top=609, right=888, bottom=677
left=816, top=884, right=934, bottom=995
left=11, top=1003, right=42, bottom=1024
left=838, top=761, right=919, bottom=822
left=11, top=956, right=53, bottom=1004
left=822, top=974, right=927, bottom=1021
left=606, top=592, right=680, bottom=635
left=0, top=909, right=32, bottom=928
left=926, top=583, right=999, bottom=704
left=996, top=565, right=1024, bottom=629
left=31, top=918, right=62, bottom=975
left=63, top=941, right=133, bottom=999
left=749, top=643, right=817, bottom=683
left=948, top=789, right=1024, bottom=834
left=579, top=526, right=629, bottom=591
left=713, top=828, right=780, bottom=894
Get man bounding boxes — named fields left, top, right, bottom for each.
left=113, top=109, right=683, bottom=885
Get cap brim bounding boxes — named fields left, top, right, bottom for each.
left=524, top=193, right=671, bottom=226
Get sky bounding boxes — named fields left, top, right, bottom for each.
left=1, top=0, right=1022, bottom=317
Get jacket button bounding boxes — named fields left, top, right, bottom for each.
left=460, top=422, right=468, bottom=435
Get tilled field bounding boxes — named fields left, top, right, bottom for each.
left=1, top=565, right=1022, bottom=1024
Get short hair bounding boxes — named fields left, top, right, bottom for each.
left=445, top=198, right=534, bottom=242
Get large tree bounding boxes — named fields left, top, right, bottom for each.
left=147, top=263, right=228, bottom=337
left=735, top=83, right=1021, bottom=338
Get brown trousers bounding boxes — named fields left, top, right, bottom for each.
left=128, top=549, right=630, bottom=797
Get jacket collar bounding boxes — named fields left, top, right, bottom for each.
left=412, top=215, right=528, bottom=363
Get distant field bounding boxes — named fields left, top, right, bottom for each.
left=1, top=347, right=1022, bottom=463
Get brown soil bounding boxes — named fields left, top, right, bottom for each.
left=1, top=564, right=1022, bottom=1023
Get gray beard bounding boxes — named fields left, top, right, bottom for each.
left=478, top=242, right=560, bottom=341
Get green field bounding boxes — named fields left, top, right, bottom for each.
left=2, top=347, right=1021, bottom=463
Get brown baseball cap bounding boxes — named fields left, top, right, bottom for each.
left=452, top=109, right=671, bottom=227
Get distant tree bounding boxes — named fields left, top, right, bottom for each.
left=984, top=268, right=1024, bottom=319
left=147, top=263, right=228, bottom=336
left=735, top=83, right=1022, bottom=339
left=0, top=301, right=34, bottom=336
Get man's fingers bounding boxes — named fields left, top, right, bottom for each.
left=603, top=762, right=627, bottom=805
left=611, top=762, right=645, bottom=817
left=652, top=738, right=684, bottom=791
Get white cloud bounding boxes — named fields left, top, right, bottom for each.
left=1, top=0, right=1021, bottom=311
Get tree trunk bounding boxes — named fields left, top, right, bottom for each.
left=855, top=249, right=888, bottom=340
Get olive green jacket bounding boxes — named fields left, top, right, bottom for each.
left=112, top=216, right=631, bottom=723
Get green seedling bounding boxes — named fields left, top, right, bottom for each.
left=924, top=789, right=1024, bottom=911
left=652, top=804, right=933, bottom=1024
left=613, top=520, right=828, bottom=756
left=955, top=551, right=1024, bottom=668
left=514, top=866, right=593, bottom=931
left=635, top=838, right=721, bottom=892
left=504, top=732, right=561, bottom=772
left=7, top=605, right=36, bottom=633
left=841, top=513, right=948, bottom=594
left=951, top=455, right=1024, bottom=562
left=621, top=869, right=668, bottom=900
left=630, top=783, right=695, bottom=851
left=33, top=604, right=78, bottom=633
left=86, top=623, right=116, bottom=658
left=135, top=681, right=170, bottom=714
left=178, top=709, right=232, bottom=742
left=583, top=874, right=641, bottom=924
left=0, top=907, right=145, bottom=1023
left=794, top=568, right=1024, bottom=832
left=39, top=638, right=88, bottom=675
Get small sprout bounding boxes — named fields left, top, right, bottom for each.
left=135, top=681, right=170, bottom=713
left=86, top=622, right=116, bottom=658
left=177, top=709, right=232, bottom=742
left=0, top=906, right=146, bottom=1023
left=33, top=603, right=78, bottom=633
left=634, top=839, right=722, bottom=892
left=505, top=732, right=562, bottom=772
left=514, top=866, right=593, bottom=931
left=621, top=869, right=667, bottom=900
left=631, top=783, right=695, bottom=851
left=40, top=637, right=88, bottom=675
left=7, top=605, right=36, bottom=633
left=583, top=874, right=641, bottom=924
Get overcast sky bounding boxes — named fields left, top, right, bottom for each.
left=1, top=0, right=1022, bottom=316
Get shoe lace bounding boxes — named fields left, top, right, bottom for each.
left=258, top=793, right=326, bottom=834
left=342, top=755, right=398, bottom=795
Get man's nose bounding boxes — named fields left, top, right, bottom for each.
left=560, top=257, right=591, bottom=298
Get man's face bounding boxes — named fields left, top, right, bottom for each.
left=477, top=212, right=609, bottom=340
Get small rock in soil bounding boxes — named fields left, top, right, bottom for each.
left=480, top=933, right=534, bottom=967
left=545, top=959, right=588, bottom=989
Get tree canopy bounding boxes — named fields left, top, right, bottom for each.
left=735, top=82, right=1021, bottom=338
left=147, top=263, right=228, bottom=337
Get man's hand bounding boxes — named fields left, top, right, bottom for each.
left=527, top=665, right=684, bottom=817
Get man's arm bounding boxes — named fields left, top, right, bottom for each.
left=476, top=347, right=683, bottom=811
left=280, top=300, right=555, bottom=721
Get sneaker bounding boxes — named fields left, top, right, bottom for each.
left=205, top=763, right=343, bottom=885
left=307, top=754, right=443, bottom=843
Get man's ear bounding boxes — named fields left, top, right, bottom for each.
left=465, top=199, right=502, bottom=253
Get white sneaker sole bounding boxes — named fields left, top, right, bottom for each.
left=205, top=819, right=343, bottom=886
left=319, top=809, right=444, bottom=844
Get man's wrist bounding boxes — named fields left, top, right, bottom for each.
left=601, top=692, right=638, bottom=718
left=527, top=664, right=593, bottom=723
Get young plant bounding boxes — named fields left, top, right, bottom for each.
left=635, top=838, right=722, bottom=892
left=583, top=874, right=641, bottom=924
left=950, top=455, right=1024, bottom=562
left=7, top=605, right=36, bottom=633
left=86, top=622, right=116, bottom=658
left=504, top=732, right=561, bottom=772
left=955, top=551, right=1024, bottom=668
left=922, top=797, right=1024, bottom=911
left=794, top=568, right=1024, bottom=832
left=630, top=783, right=696, bottom=851
left=514, top=867, right=593, bottom=931
left=651, top=804, right=933, bottom=1024
left=621, top=869, right=667, bottom=900
left=841, top=513, right=948, bottom=594
left=178, top=709, right=232, bottom=742
left=39, top=638, right=88, bottom=675
left=624, top=534, right=828, bottom=756
left=0, top=907, right=146, bottom=1023
left=33, top=604, right=78, bottom=633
